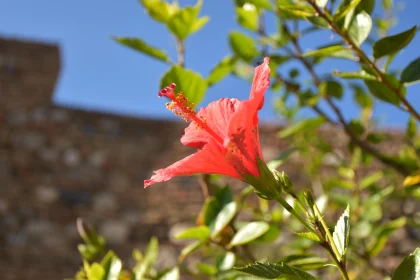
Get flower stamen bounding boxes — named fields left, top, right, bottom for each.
left=158, top=83, right=224, bottom=144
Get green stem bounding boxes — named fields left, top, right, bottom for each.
left=313, top=202, right=342, bottom=262
left=275, top=197, right=317, bottom=234
left=322, top=241, right=350, bottom=280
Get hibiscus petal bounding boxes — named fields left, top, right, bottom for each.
left=181, top=98, right=242, bottom=149
left=144, top=140, right=242, bottom=188
left=250, top=57, right=270, bottom=110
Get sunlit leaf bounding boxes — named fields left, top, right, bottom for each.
left=229, top=222, right=270, bottom=247
left=391, top=248, right=420, bottom=280
left=236, top=6, right=258, bottom=31
left=235, top=262, right=317, bottom=279
left=175, top=226, right=210, bottom=240
left=207, top=56, right=236, bottom=86
left=112, top=37, right=170, bottom=63
left=334, top=0, right=362, bottom=20
left=141, top=0, right=178, bottom=23
left=332, top=205, right=350, bottom=260
left=229, top=31, right=259, bottom=62
left=348, top=11, right=372, bottom=46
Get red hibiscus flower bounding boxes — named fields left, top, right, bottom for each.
left=144, top=58, right=272, bottom=189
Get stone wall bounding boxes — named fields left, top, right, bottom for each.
left=0, top=37, right=417, bottom=280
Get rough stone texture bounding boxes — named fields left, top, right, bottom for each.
left=0, top=36, right=418, bottom=280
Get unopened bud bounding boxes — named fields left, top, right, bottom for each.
left=303, top=190, right=316, bottom=217
left=273, top=170, right=294, bottom=195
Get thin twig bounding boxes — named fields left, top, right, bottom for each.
left=176, top=38, right=185, bottom=67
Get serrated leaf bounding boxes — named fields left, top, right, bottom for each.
left=229, top=31, right=258, bottom=62
left=167, top=0, right=208, bottom=40
left=210, top=201, right=237, bottom=237
left=278, top=117, right=325, bottom=138
left=296, top=232, right=322, bottom=242
left=348, top=11, right=372, bottom=46
left=229, top=222, right=270, bottom=247
left=112, top=37, right=170, bottom=63
left=373, top=25, right=417, bottom=59
left=332, top=205, right=350, bottom=260
left=141, top=0, right=178, bottom=23
left=207, top=56, right=236, bottom=86
left=175, top=226, right=210, bottom=240
left=236, top=6, right=258, bottom=31
left=235, top=262, right=317, bottom=279
left=334, top=0, right=362, bottom=20
left=160, top=66, right=207, bottom=107
left=401, top=56, right=420, bottom=85
left=365, top=73, right=405, bottom=105
left=391, top=248, right=420, bottom=280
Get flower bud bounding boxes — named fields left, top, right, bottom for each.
left=272, top=170, right=294, bottom=195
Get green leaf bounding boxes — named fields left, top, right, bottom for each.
left=197, top=263, right=218, bottom=276
left=229, top=222, right=270, bottom=247
left=352, top=84, right=373, bottom=108
left=133, top=237, right=159, bottom=280
left=229, top=31, right=258, bottom=62
left=175, top=226, right=210, bottom=240
left=302, top=45, right=356, bottom=60
left=141, top=0, right=178, bottom=23
left=319, top=80, right=344, bottom=99
left=356, top=0, right=375, bottom=14
left=369, top=217, right=407, bottom=257
left=210, top=201, right=237, bottom=237
left=179, top=240, right=204, bottom=262
left=87, top=263, right=105, bottom=280
left=277, top=4, right=315, bottom=18
left=406, top=117, right=417, bottom=139
left=348, top=11, right=372, bottom=46
left=218, top=252, right=236, bottom=271
left=332, top=205, right=350, bottom=260
left=207, top=56, right=236, bottom=86
left=401, top=56, right=420, bottom=85
left=391, top=248, right=420, bottom=280
left=236, top=6, right=258, bottom=31
left=279, top=254, right=329, bottom=271
left=160, top=66, right=207, bottom=107
left=235, top=262, right=317, bottom=279
left=365, top=73, right=405, bottom=105
left=254, top=224, right=281, bottom=243
left=334, top=0, right=362, bottom=21
left=235, top=0, right=273, bottom=10
left=359, top=171, right=383, bottom=189
left=373, top=25, right=417, bottom=59
left=296, top=232, right=322, bottom=242
left=100, top=251, right=122, bottom=280
left=167, top=0, right=209, bottom=40
left=159, top=267, right=180, bottom=280
left=112, top=37, right=170, bottom=63
left=278, top=117, right=325, bottom=138
left=333, top=70, right=376, bottom=80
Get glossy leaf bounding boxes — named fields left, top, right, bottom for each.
left=278, top=117, right=325, bottom=138
left=348, top=11, right=372, bottom=46
left=235, top=262, right=317, bottom=279
left=332, top=205, right=350, bottom=260
left=236, top=6, right=258, bottom=31
left=315, top=0, right=328, bottom=8
left=112, top=37, right=170, bottom=63
left=179, top=240, right=204, bottom=262
left=207, top=56, right=236, bottom=86
left=373, top=25, right=417, bottom=59
left=277, top=5, right=315, bottom=18
left=159, top=267, right=180, bottom=280
left=160, top=66, right=207, bottom=107
left=87, top=263, right=105, bottom=280
left=229, top=31, right=258, bottom=62
left=175, top=226, right=210, bottom=240
left=218, top=252, right=236, bottom=271
left=401, top=56, right=420, bottom=85
left=100, top=251, right=122, bottom=280
left=229, top=222, right=270, bottom=247
left=391, top=248, right=420, bottom=280
left=235, top=0, right=273, bottom=10
left=133, top=237, right=159, bottom=280
left=210, top=201, right=237, bottom=237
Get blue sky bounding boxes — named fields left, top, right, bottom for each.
left=1, top=0, right=419, bottom=127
